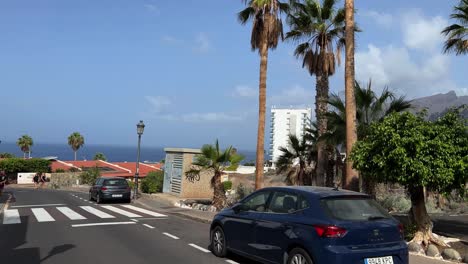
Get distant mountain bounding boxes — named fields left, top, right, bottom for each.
left=411, top=91, right=468, bottom=120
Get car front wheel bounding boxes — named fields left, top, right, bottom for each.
left=211, top=226, right=227, bottom=257
left=287, top=248, right=313, bottom=264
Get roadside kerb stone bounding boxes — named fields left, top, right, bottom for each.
left=442, top=248, right=462, bottom=262
left=408, top=242, right=425, bottom=255
left=426, top=244, right=441, bottom=258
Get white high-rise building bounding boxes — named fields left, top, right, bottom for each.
left=269, top=107, right=312, bottom=164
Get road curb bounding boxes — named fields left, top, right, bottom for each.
left=134, top=199, right=213, bottom=224
left=0, top=193, right=12, bottom=214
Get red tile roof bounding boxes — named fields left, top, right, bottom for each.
left=50, top=160, right=162, bottom=178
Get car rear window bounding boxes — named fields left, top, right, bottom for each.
left=104, top=179, right=128, bottom=186
left=320, top=197, right=391, bottom=221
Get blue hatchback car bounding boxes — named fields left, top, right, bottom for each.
left=210, top=186, right=408, bottom=264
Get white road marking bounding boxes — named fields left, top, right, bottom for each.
left=101, top=206, right=142, bottom=218
left=226, top=260, right=239, bottom=264
left=3, top=209, right=21, bottom=224
left=163, top=232, right=179, bottom=240
left=122, top=205, right=167, bottom=217
left=131, top=219, right=139, bottom=222
left=80, top=206, right=115, bottom=219
left=72, top=221, right=136, bottom=227
left=56, top=207, right=86, bottom=220
left=11, top=204, right=65, bottom=208
left=31, top=208, right=55, bottom=222
left=188, top=243, right=210, bottom=253
left=120, top=205, right=167, bottom=217
left=143, top=224, right=155, bottom=229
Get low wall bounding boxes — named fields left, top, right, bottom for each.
left=49, top=173, right=80, bottom=188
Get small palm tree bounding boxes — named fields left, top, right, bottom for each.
left=186, top=140, right=244, bottom=210
left=276, top=127, right=317, bottom=186
left=17, top=135, right=34, bottom=159
left=442, top=0, right=468, bottom=55
left=286, top=0, right=346, bottom=185
left=325, top=80, right=412, bottom=194
left=238, top=0, right=289, bottom=190
left=68, top=132, right=85, bottom=161
left=93, top=152, right=107, bottom=161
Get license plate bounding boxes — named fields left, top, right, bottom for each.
left=365, top=256, right=393, bottom=264
left=112, top=194, right=123, bottom=197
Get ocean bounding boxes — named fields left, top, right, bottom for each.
left=0, top=142, right=257, bottom=163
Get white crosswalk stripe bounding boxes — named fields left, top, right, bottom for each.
left=120, top=205, right=167, bottom=217
left=3, top=209, right=21, bottom=224
left=101, top=206, right=142, bottom=218
left=80, top=206, right=115, bottom=219
left=31, top=208, right=55, bottom=222
left=56, top=207, right=86, bottom=220
left=2, top=205, right=167, bottom=224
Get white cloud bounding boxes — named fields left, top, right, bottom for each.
left=401, top=10, right=448, bottom=52
left=181, top=112, right=244, bottom=122
left=194, top=32, right=211, bottom=53
left=145, top=96, right=171, bottom=113
left=144, top=4, right=160, bottom=15
left=161, top=35, right=182, bottom=45
left=363, top=10, right=393, bottom=28
left=355, top=44, right=455, bottom=97
left=232, top=85, right=256, bottom=98
left=269, top=85, right=314, bottom=107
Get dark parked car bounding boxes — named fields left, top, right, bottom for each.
left=89, top=177, right=131, bottom=204
left=210, top=186, right=408, bottom=264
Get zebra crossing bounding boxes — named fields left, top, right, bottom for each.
left=2, top=204, right=167, bottom=225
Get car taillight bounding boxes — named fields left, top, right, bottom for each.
left=101, top=187, right=107, bottom=191
left=398, top=223, right=404, bottom=239
left=314, top=225, right=347, bottom=238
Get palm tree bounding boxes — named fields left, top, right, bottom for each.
left=68, top=132, right=85, bottom=161
left=17, top=135, right=34, bottom=159
left=286, top=0, right=346, bottom=186
left=186, top=140, right=244, bottom=210
left=344, top=0, right=359, bottom=191
left=238, top=0, right=289, bottom=190
left=276, top=124, right=318, bottom=186
left=93, top=152, right=107, bottom=161
left=325, top=80, right=412, bottom=193
left=442, top=0, right=468, bottom=55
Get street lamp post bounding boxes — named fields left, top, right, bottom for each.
left=134, top=120, right=145, bottom=200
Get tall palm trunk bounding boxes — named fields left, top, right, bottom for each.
left=212, top=171, right=227, bottom=210
left=344, top=0, right=359, bottom=191
left=255, top=14, right=270, bottom=190
left=315, top=72, right=329, bottom=186
left=74, top=151, right=77, bottom=161
left=23, top=152, right=26, bottom=159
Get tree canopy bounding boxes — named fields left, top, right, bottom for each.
left=351, top=110, right=467, bottom=194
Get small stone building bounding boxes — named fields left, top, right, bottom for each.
left=163, top=148, right=213, bottom=199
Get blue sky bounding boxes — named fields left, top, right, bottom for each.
left=0, top=0, right=466, bottom=150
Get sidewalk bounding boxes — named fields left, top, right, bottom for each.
left=135, top=193, right=216, bottom=224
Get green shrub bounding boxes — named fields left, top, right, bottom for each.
left=79, top=166, right=100, bottom=185
left=223, top=181, right=233, bottom=191
left=55, top=168, right=66, bottom=173
left=0, top=158, right=50, bottom=173
left=235, top=183, right=253, bottom=200
left=141, top=171, right=164, bottom=194
left=127, top=180, right=135, bottom=190
left=378, top=194, right=411, bottom=213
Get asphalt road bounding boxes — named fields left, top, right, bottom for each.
left=0, top=187, right=456, bottom=264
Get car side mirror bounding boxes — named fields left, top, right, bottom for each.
left=232, top=203, right=247, bottom=213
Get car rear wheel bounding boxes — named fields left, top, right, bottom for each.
left=287, top=248, right=313, bottom=264
left=211, top=226, right=227, bottom=257
left=89, top=192, right=94, bottom=201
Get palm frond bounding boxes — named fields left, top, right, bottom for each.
left=238, top=7, right=256, bottom=25
left=321, top=0, right=337, bottom=20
